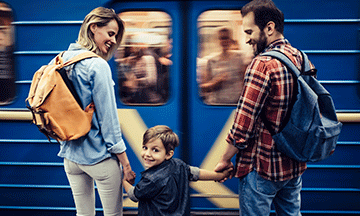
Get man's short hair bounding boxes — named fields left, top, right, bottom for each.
left=241, top=0, right=284, bottom=34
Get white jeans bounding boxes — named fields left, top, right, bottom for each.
left=64, top=158, right=123, bottom=216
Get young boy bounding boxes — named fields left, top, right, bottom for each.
left=122, top=125, right=233, bottom=216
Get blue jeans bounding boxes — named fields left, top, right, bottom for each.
left=239, top=170, right=302, bottom=216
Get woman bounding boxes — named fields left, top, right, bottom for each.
left=52, top=7, right=135, bottom=216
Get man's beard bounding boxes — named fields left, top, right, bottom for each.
left=255, top=31, right=267, bottom=56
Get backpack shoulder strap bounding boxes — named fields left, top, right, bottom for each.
left=300, top=51, right=312, bottom=74
left=57, top=51, right=99, bottom=109
left=259, top=50, right=306, bottom=136
left=261, top=50, right=301, bottom=77
left=63, top=51, right=100, bottom=67
left=261, top=50, right=316, bottom=77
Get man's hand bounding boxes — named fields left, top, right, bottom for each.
left=214, top=160, right=235, bottom=183
left=213, top=143, right=239, bottom=182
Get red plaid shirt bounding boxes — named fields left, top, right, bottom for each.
left=226, top=39, right=311, bottom=181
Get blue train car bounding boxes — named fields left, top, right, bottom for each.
left=0, top=0, right=359, bottom=215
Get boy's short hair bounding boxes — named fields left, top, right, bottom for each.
left=143, top=125, right=179, bottom=154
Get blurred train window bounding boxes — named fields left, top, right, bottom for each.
left=197, top=10, right=254, bottom=105
left=0, top=2, right=16, bottom=105
left=116, top=11, right=172, bottom=105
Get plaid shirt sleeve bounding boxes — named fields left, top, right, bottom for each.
left=226, top=57, right=273, bottom=149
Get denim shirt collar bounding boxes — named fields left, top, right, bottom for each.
left=141, top=159, right=172, bottom=176
left=68, top=43, right=86, bottom=51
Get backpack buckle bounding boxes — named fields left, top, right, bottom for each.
left=302, top=69, right=317, bottom=76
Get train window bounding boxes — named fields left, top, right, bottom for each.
left=116, top=11, right=172, bottom=105
left=197, top=10, right=254, bottom=105
left=0, top=2, right=16, bottom=105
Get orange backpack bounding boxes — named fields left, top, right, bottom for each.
left=26, top=51, right=99, bottom=143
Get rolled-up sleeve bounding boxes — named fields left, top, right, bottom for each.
left=189, top=166, right=200, bottom=181
left=127, top=186, right=139, bottom=202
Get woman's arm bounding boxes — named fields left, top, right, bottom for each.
left=116, top=152, right=136, bottom=185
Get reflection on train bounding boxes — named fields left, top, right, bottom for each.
left=197, top=10, right=254, bottom=105
left=116, top=11, right=172, bottom=105
left=0, top=2, right=15, bottom=105
left=115, top=10, right=254, bottom=106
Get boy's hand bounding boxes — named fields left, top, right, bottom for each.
left=123, top=168, right=136, bottom=185
left=214, top=160, right=234, bottom=183
left=223, top=167, right=234, bottom=177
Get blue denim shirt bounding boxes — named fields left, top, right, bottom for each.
left=54, top=43, right=126, bottom=165
left=127, top=158, right=200, bottom=216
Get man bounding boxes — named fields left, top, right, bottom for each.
left=214, top=0, right=314, bottom=215
left=200, top=28, right=250, bottom=105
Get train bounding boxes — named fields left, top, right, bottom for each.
left=0, top=0, right=359, bottom=215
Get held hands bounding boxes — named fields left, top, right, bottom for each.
left=217, top=166, right=234, bottom=182
left=116, top=152, right=136, bottom=185
left=123, top=166, right=136, bottom=185
left=214, top=160, right=235, bottom=183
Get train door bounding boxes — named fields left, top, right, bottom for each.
left=108, top=0, right=251, bottom=210
left=188, top=1, right=249, bottom=210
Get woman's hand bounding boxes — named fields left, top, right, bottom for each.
left=117, top=152, right=136, bottom=185
left=123, top=164, right=136, bottom=185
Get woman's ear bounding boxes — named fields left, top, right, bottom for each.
left=90, top=23, right=97, bottom=34
left=165, top=150, right=174, bottom=160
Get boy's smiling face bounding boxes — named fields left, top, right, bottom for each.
left=141, top=138, right=173, bottom=169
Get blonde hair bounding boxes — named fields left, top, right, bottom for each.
left=143, top=125, right=179, bottom=154
left=77, top=7, right=124, bottom=60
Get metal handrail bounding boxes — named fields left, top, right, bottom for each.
left=1, top=110, right=360, bottom=123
